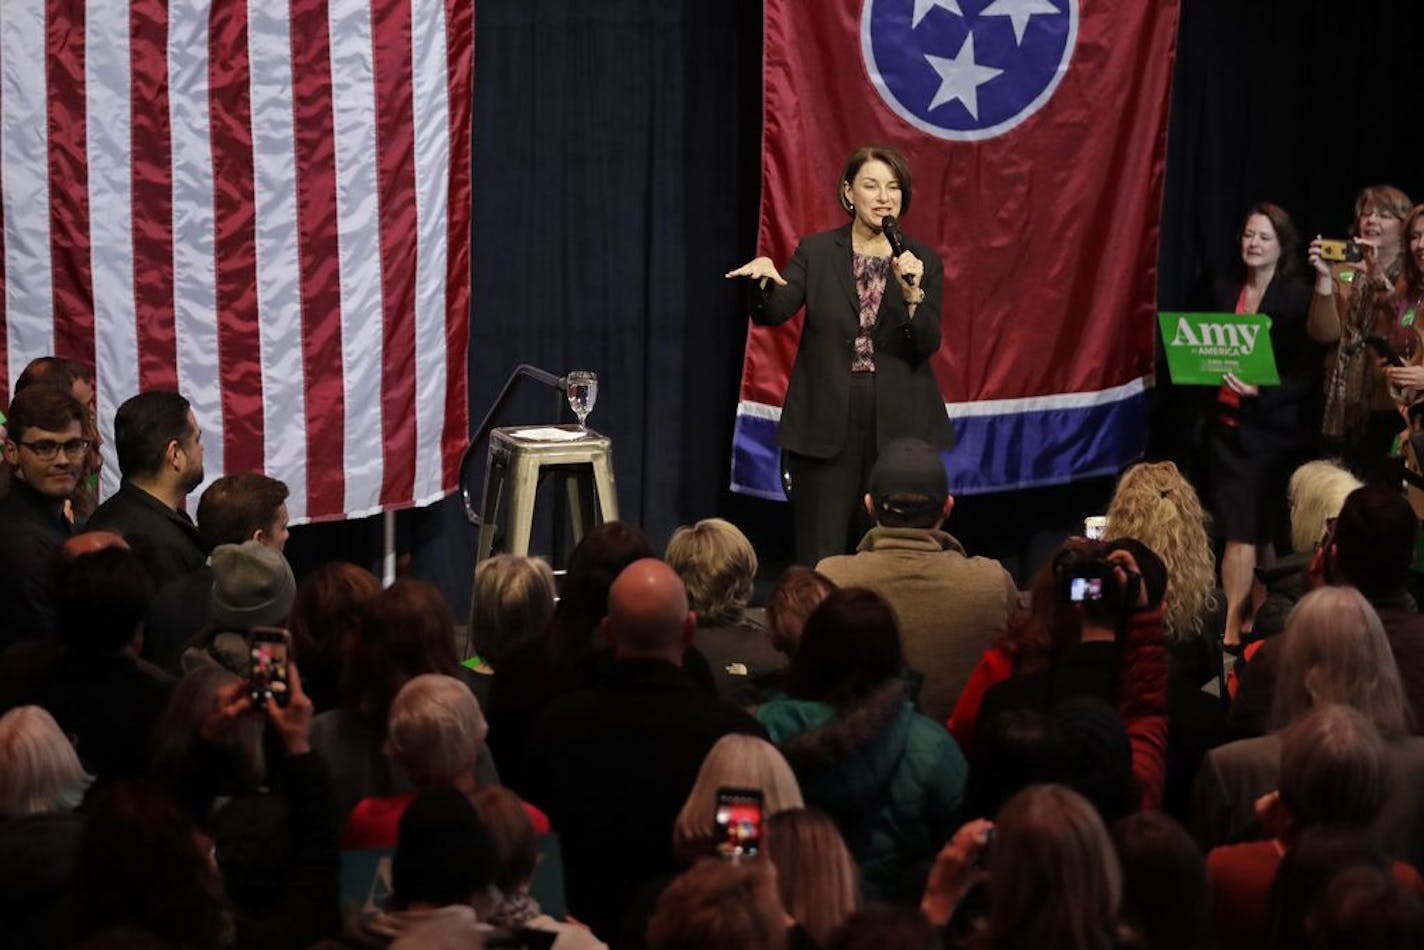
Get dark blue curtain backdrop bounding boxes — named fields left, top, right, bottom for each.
left=285, top=0, right=1424, bottom=613
left=287, top=0, right=769, bottom=611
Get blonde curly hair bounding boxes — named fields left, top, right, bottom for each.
left=1103, top=461, right=1218, bottom=641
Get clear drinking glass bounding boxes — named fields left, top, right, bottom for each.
left=565, top=371, right=598, bottom=430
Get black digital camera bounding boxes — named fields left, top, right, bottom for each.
left=1053, top=546, right=1116, bottom=604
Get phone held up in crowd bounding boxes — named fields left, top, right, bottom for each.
left=248, top=626, right=293, bottom=708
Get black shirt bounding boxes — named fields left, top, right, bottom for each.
left=87, top=481, right=205, bottom=587
left=522, top=658, right=765, bottom=941
left=0, top=478, right=71, bottom=647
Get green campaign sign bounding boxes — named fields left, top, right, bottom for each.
left=1157, top=312, right=1280, bottom=386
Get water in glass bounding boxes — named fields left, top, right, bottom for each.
left=566, top=371, right=598, bottom=429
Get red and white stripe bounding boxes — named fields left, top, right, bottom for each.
left=0, top=0, right=473, bottom=523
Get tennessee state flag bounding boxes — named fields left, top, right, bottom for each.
left=733, top=0, right=1179, bottom=498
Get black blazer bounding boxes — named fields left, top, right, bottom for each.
left=750, top=224, right=955, bottom=458
left=1209, top=274, right=1322, bottom=449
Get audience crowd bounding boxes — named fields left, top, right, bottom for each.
left=8, top=182, right=1424, bottom=948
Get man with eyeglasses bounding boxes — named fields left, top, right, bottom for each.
left=0, top=384, right=89, bottom=646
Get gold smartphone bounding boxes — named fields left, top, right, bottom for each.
left=1318, top=238, right=1363, bottom=263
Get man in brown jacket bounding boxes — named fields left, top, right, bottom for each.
left=816, top=438, right=1018, bottom=723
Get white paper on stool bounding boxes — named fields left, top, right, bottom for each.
left=509, top=427, right=589, bottom=442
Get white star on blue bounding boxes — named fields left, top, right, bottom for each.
left=860, top=0, right=1078, bottom=141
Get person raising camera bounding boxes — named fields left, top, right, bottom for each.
left=970, top=539, right=1170, bottom=811
left=1308, top=185, right=1413, bottom=480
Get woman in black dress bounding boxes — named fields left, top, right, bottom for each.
left=1207, top=203, right=1319, bottom=647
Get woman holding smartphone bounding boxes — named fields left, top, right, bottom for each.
left=1206, top=203, right=1317, bottom=648
left=726, top=145, right=953, bottom=566
left=1307, top=184, right=1413, bottom=479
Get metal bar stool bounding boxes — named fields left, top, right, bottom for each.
left=475, top=425, right=619, bottom=563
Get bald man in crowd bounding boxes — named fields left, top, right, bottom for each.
left=521, top=558, right=765, bottom=941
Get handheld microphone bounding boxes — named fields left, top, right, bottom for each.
left=881, top=215, right=915, bottom=286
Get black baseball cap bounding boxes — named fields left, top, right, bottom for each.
left=868, top=438, right=950, bottom=514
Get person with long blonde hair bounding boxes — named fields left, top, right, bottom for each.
left=1104, top=461, right=1220, bottom=644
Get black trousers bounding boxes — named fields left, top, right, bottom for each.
left=787, top=373, right=877, bottom=566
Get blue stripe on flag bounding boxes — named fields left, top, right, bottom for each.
left=731, top=390, right=1148, bottom=500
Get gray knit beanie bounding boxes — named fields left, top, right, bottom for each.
left=211, top=540, right=296, bottom=632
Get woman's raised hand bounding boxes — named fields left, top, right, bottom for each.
left=724, top=256, right=787, bottom=287
left=1307, top=236, right=1341, bottom=298
left=920, top=819, right=994, bottom=926
left=1307, top=236, right=1333, bottom=280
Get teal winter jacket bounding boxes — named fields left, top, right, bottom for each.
left=756, top=679, right=967, bottom=900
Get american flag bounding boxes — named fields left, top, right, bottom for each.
left=0, top=0, right=473, bottom=523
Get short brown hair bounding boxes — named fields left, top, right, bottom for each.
left=472, top=785, right=539, bottom=892
left=839, top=145, right=913, bottom=217
left=5, top=383, right=86, bottom=441
left=765, top=567, right=836, bottom=656
left=288, top=561, right=381, bottom=668
left=1352, top=185, right=1412, bottom=233
left=14, top=357, right=92, bottom=399
left=342, top=579, right=460, bottom=721
left=647, top=859, right=788, bottom=950
left=196, top=473, right=290, bottom=551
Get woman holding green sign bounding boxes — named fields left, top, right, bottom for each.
left=1207, top=203, right=1317, bottom=649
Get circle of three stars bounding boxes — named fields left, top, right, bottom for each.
left=913, top=0, right=1059, bottom=121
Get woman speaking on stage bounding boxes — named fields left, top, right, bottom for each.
left=726, top=145, right=954, bottom=566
